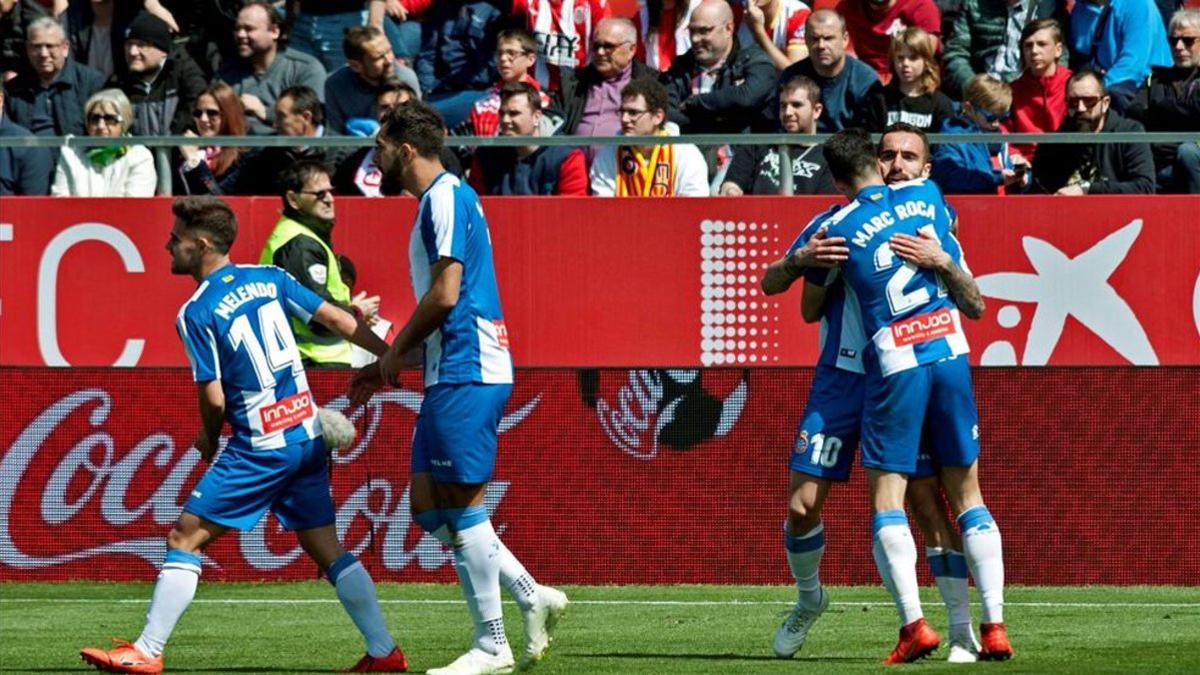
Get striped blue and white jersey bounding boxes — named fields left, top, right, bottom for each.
left=410, top=172, right=513, bottom=387
left=786, top=204, right=867, bottom=374
left=818, top=178, right=970, bottom=377
left=176, top=264, right=326, bottom=450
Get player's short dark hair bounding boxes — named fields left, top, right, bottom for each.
left=379, top=100, right=445, bottom=158
left=621, top=77, right=669, bottom=115
left=822, top=128, right=878, bottom=184
left=880, top=122, right=930, bottom=163
left=279, top=85, right=324, bottom=126
left=278, top=160, right=331, bottom=201
left=343, top=25, right=384, bottom=61
left=499, top=81, right=542, bottom=112
left=496, top=28, right=538, bottom=55
left=173, top=196, right=237, bottom=253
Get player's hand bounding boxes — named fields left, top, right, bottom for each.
left=890, top=231, right=951, bottom=271
left=194, top=431, right=218, bottom=463
left=793, top=228, right=849, bottom=269
left=378, top=348, right=406, bottom=388
left=349, top=364, right=384, bottom=407
left=351, top=291, right=381, bottom=321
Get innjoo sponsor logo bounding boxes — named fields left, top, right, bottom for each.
left=892, top=308, right=955, bottom=348
left=260, top=392, right=314, bottom=434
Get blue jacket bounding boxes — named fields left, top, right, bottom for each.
left=416, top=0, right=504, bottom=95
left=0, top=115, right=53, bottom=195
left=930, top=116, right=1006, bottom=194
left=1070, top=0, right=1172, bottom=88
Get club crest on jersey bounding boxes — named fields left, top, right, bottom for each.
left=794, top=430, right=809, bottom=454
left=260, top=391, right=315, bottom=434
left=892, top=308, right=956, bottom=347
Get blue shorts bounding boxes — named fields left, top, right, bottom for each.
left=790, top=367, right=863, bottom=482
left=184, top=437, right=334, bottom=531
left=861, top=355, right=981, bottom=475
left=412, top=382, right=512, bottom=484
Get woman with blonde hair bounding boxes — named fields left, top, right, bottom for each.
left=864, top=27, right=955, bottom=132
left=176, top=82, right=251, bottom=195
left=51, top=88, right=156, bottom=196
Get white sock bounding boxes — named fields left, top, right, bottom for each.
left=928, top=546, right=973, bottom=638
left=329, top=553, right=397, bottom=658
left=134, top=549, right=202, bottom=657
left=784, top=522, right=825, bottom=610
left=958, top=505, right=1004, bottom=624
left=872, top=510, right=923, bottom=626
left=450, top=509, right=507, bottom=655
left=496, top=539, right=539, bottom=611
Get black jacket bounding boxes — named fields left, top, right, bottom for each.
left=660, top=38, right=777, bottom=134
left=0, top=115, right=53, bottom=195
left=556, top=60, right=659, bottom=135
left=3, top=58, right=106, bottom=136
left=107, top=50, right=209, bottom=136
left=1126, top=65, right=1200, bottom=170
left=1031, top=111, right=1156, bottom=194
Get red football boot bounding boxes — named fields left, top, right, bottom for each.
left=883, top=618, right=941, bottom=665
left=80, top=638, right=163, bottom=674
left=338, top=647, right=409, bottom=672
left=980, top=622, right=1014, bottom=661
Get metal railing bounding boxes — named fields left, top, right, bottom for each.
left=3, top=131, right=1197, bottom=196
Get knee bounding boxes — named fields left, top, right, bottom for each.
left=787, top=499, right=822, bottom=534
left=166, top=527, right=201, bottom=553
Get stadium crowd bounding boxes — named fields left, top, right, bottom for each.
left=1, top=0, right=1197, bottom=197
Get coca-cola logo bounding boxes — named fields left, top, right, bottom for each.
left=1, top=387, right=541, bottom=573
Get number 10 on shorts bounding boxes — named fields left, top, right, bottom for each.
left=809, top=433, right=843, bottom=469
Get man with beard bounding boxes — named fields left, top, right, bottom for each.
left=259, top=160, right=381, bottom=367
left=1031, top=69, right=1156, bottom=194
left=352, top=101, right=569, bottom=675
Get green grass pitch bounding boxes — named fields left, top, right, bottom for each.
left=3, top=583, right=1199, bottom=673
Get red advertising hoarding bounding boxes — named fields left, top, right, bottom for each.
left=1, top=367, right=1197, bottom=585
left=2, top=196, right=1198, bottom=367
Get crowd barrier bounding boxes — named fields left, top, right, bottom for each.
left=1, top=196, right=1198, bottom=367
left=1, top=366, right=1196, bottom=585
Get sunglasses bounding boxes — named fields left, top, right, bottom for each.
left=298, top=188, right=334, bottom=201
left=86, top=112, right=122, bottom=125
left=976, top=108, right=1011, bottom=123
left=192, top=108, right=222, bottom=118
left=1067, top=95, right=1102, bottom=109
left=1170, top=35, right=1198, bottom=47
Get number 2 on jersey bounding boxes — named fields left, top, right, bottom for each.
left=873, top=225, right=947, bottom=316
left=228, top=302, right=301, bottom=388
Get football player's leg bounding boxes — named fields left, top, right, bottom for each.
left=281, top=440, right=402, bottom=666
left=907, top=476, right=976, bottom=659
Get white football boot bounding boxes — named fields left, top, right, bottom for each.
left=772, top=587, right=830, bottom=658
left=518, top=586, right=569, bottom=670
left=427, top=645, right=515, bottom=675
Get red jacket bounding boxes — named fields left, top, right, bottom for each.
left=837, top=0, right=941, bottom=82
left=1005, top=66, right=1072, bottom=162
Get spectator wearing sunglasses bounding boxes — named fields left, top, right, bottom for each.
left=1031, top=69, right=1155, bottom=195
left=1126, top=8, right=1200, bottom=194
left=51, top=87, right=156, bottom=196
left=930, top=74, right=1027, bottom=194
left=175, top=82, right=250, bottom=195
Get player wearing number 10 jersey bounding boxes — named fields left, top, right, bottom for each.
left=80, top=197, right=408, bottom=674
left=817, top=130, right=1010, bottom=664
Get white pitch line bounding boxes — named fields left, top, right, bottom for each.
left=1, top=598, right=1198, bottom=608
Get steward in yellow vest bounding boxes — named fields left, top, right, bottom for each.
left=259, top=162, right=355, bottom=366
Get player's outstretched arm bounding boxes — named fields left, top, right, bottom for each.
left=194, top=380, right=225, bottom=462
left=889, top=231, right=986, bottom=319
left=312, top=302, right=391, bottom=356
left=761, top=230, right=849, bottom=296
left=379, top=257, right=463, bottom=385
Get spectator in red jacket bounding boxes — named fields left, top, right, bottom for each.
left=469, top=81, right=589, bottom=195
left=456, top=29, right=552, bottom=137
left=836, top=0, right=941, bottom=82
left=1004, top=18, right=1070, bottom=162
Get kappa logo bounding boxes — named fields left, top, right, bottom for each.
left=976, top=220, right=1158, bottom=366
